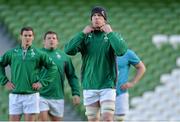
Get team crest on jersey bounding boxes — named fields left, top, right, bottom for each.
left=57, top=54, right=61, bottom=59
left=31, top=49, right=35, bottom=57
left=88, top=34, right=92, bottom=38
left=104, top=34, right=108, bottom=42
left=31, top=52, right=35, bottom=57
left=56, top=52, right=61, bottom=59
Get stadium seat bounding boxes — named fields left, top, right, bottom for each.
left=169, top=35, right=180, bottom=49
left=152, top=34, right=168, bottom=49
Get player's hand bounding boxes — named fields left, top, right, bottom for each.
left=100, top=24, right=113, bottom=34
left=32, top=82, right=42, bottom=90
left=5, top=81, right=15, bottom=90
left=83, top=25, right=94, bottom=34
left=120, top=82, right=134, bottom=90
left=72, top=95, right=80, bottom=105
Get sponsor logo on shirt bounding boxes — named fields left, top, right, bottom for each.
left=88, top=34, right=92, bottom=38
left=14, top=49, right=18, bottom=53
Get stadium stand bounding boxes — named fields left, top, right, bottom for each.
left=152, top=34, right=180, bottom=49
left=0, top=0, right=180, bottom=121
left=128, top=67, right=180, bottom=121
left=169, top=35, right=180, bottom=49
left=152, top=34, right=168, bottom=49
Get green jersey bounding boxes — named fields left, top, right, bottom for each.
left=40, top=48, right=80, bottom=99
left=65, top=31, right=127, bottom=90
left=0, top=45, right=57, bottom=94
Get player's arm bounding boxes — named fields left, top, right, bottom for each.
left=64, top=25, right=93, bottom=55
left=131, top=61, right=146, bottom=84
left=34, top=53, right=57, bottom=89
left=101, top=24, right=127, bottom=56
left=65, top=57, right=81, bottom=105
left=121, top=61, right=146, bottom=90
left=0, top=51, right=15, bottom=90
left=0, top=63, right=8, bottom=85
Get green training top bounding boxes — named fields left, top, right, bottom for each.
left=0, top=45, right=57, bottom=94
left=64, top=31, right=127, bottom=90
left=40, top=48, right=80, bottom=99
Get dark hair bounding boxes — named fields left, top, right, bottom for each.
left=20, top=27, right=34, bottom=35
left=44, top=31, right=58, bottom=40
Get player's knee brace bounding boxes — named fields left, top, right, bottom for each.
left=114, top=115, right=125, bottom=122
left=85, top=106, right=100, bottom=119
left=101, top=101, right=115, bottom=114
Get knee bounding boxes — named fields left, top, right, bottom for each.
left=39, top=111, right=49, bottom=121
left=101, top=101, right=115, bottom=121
left=102, top=113, right=113, bottom=121
left=85, top=106, right=100, bottom=121
left=114, top=115, right=125, bottom=122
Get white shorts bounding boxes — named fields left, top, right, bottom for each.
left=40, top=97, right=64, bottom=118
left=115, top=93, right=129, bottom=115
left=83, top=88, right=116, bottom=106
left=9, top=93, right=40, bottom=115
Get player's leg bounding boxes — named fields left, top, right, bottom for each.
left=49, top=114, right=63, bottom=121
left=114, top=93, right=129, bottom=122
left=39, top=111, right=49, bottom=121
left=23, top=93, right=40, bottom=121
left=48, top=99, right=64, bottom=121
left=83, top=90, right=100, bottom=122
left=114, top=115, right=125, bottom=122
left=9, top=115, right=22, bottom=121
left=24, top=113, right=38, bottom=121
left=85, top=101, right=100, bottom=122
left=100, top=89, right=116, bottom=122
left=39, top=97, right=50, bottom=121
left=9, top=93, right=23, bottom=121
left=101, top=100, right=115, bottom=121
